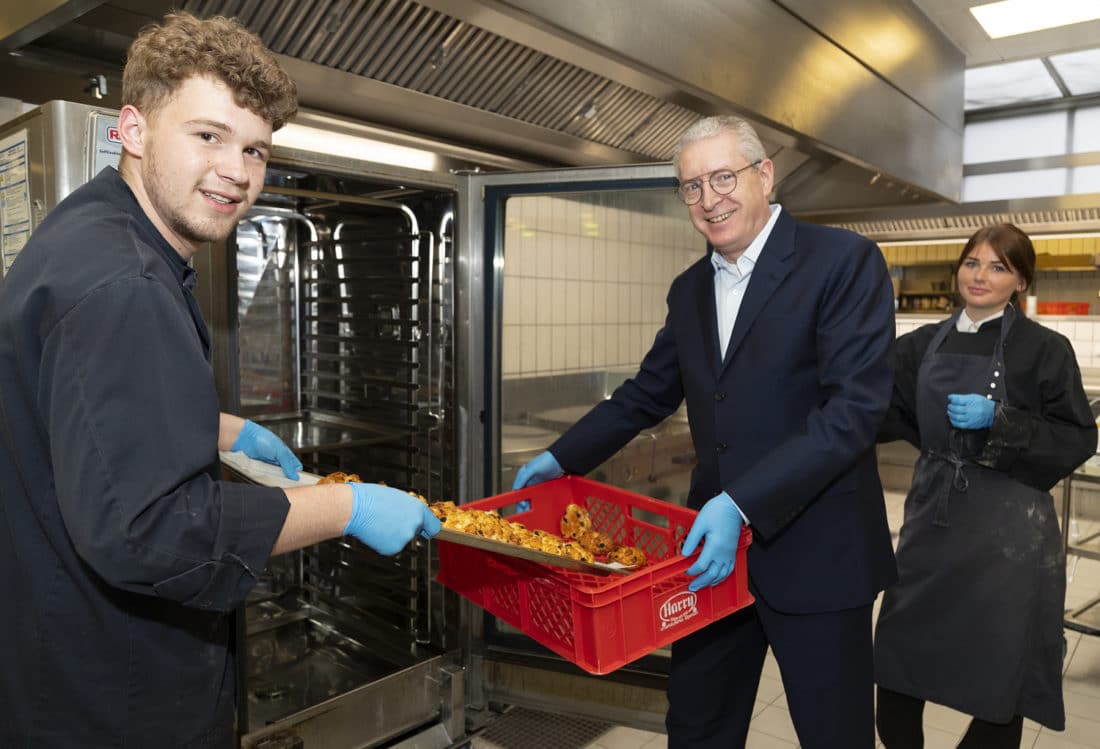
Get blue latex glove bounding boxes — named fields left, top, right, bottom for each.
left=512, top=451, right=563, bottom=490
left=682, top=492, right=743, bottom=593
left=946, top=393, right=995, bottom=430
left=511, top=451, right=564, bottom=511
left=231, top=419, right=303, bottom=480
left=345, top=483, right=442, bottom=556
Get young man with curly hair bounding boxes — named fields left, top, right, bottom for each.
left=0, top=13, right=438, bottom=746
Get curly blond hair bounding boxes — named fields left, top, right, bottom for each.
left=122, top=12, right=298, bottom=130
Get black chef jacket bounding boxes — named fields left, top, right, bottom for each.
left=880, top=313, right=1096, bottom=491
left=0, top=168, right=290, bottom=747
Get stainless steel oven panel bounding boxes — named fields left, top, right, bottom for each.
left=455, top=164, right=688, bottom=728
left=240, top=655, right=464, bottom=749
left=209, top=155, right=465, bottom=747
left=477, top=655, right=667, bottom=733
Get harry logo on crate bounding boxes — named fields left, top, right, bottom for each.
left=659, top=591, right=699, bottom=631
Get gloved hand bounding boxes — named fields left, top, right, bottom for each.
left=946, top=393, right=995, bottom=430
left=511, top=451, right=564, bottom=512
left=345, top=483, right=442, bottom=556
left=231, top=419, right=303, bottom=480
left=683, top=492, right=743, bottom=593
left=512, top=451, right=564, bottom=490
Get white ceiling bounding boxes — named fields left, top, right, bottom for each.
left=911, top=0, right=1100, bottom=67
left=911, top=0, right=1100, bottom=111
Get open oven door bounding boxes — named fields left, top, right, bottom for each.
left=454, top=163, right=701, bottom=731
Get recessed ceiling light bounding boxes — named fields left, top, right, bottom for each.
left=970, top=0, right=1100, bottom=39
left=273, top=123, right=437, bottom=172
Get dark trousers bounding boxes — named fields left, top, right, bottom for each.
left=876, top=686, right=1024, bottom=749
left=666, top=596, right=875, bottom=749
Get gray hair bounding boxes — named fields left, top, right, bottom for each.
left=673, top=115, right=767, bottom=170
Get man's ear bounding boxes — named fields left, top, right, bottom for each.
left=116, top=104, right=147, bottom=159
left=757, top=158, right=775, bottom=197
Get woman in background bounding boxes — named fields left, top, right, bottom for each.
left=874, top=223, right=1097, bottom=748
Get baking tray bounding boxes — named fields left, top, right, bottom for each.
left=251, top=410, right=410, bottom=453
left=220, top=450, right=324, bottom=488
left=434, top=527, right=635, bottom=576
left=219, top=452, right=631, bottom=574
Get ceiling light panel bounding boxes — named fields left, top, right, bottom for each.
left=970, top=0, right=1100, bottom=39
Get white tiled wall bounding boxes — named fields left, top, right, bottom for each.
left=501, top=194, right=704, bottom=378
left=896, top=314, right=1100, bottom=369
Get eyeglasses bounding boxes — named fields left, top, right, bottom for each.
left=676, top=160, right=762, bottom=205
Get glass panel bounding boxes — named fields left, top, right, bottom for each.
left=1073, top=106, right=1100, bottom=153
left=1049, top=48, right=1100, bottom=96
left=1071, top=165, right=1100, bottom=194
left=964, top=59, right=1062, bottom=110
left=499, top=188, right=705, bottom=503
left=962, top=168, right=1068, bottom=202
left=963, top=111, right=1068, bottom=163
left=236, top=214, right=299, bottom=414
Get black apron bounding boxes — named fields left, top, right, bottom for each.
left=874, top=306, right=1066, bottom=730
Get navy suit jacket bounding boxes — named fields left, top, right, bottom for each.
left=551, top=209, right=898, bottom=614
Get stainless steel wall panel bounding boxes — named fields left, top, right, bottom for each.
left=276, top=56, right=644, bottom=165
left=777, top=0, right=965, bottom=132
left=0, top=0, right=104, bottom=51
left=493, top=0, right=962, bottom=200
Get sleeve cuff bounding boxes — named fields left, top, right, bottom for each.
left=722, top=491, right=750, bottom=524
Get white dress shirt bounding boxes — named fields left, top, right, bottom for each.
left=956, top=308, right=1005, bottom=333
left=712, top=204, right=783, bottom=360
left=710, top=204, right=782, bottom=523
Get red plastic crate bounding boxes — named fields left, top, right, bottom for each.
left=436, top=476, right=753, bottom=674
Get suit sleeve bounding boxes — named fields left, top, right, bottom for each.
left=731, top=238, right=895, bottom=540
left=550, top=303, right=684, bottom=474
left=976, top=329, right=1097, bottom=489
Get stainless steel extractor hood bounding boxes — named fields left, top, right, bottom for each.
left=0, top=0, right=966, bottom=212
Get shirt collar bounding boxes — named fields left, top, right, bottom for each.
left=957, top=307, right=1005, bottom=333
left=711, top=204, right=782, bottom=275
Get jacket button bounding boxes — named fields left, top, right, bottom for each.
left=716, top=442, right=727, bottom=453
left=714, top=392, right=726, bottom=401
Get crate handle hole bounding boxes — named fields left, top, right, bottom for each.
left=629, top=505, right=670, bottom=529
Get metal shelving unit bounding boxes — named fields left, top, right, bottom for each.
left=1062, top=467, right=1100, bottom=635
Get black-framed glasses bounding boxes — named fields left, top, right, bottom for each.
left=675, top=160, right=762, bottom=205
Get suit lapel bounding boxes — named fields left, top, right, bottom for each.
left=719, top=212, right=797, bottom=375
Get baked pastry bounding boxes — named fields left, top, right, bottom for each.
left=327, top=479, right=646, bottom=569
left=576, top=528, right=615, bottom=555
left=560, top=503, right=593, bottom=539
left=317, top=471, right=362, bottom=484
left=606, top=545, right=647, bottom=567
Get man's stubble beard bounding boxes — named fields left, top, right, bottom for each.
left=143, top=149, right=242, bottom=246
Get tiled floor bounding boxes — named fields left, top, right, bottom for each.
left=471, top=491, right=1100, bottom=749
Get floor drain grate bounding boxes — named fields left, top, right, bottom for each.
left=475, top=707, right=613, bottom=749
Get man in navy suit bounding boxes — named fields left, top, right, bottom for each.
left=513, top=115, right=897, bottom=748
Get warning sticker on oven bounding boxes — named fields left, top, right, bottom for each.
left=658, top=591, right=698, bottom=631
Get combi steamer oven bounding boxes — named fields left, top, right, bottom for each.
left=210, top=157, right=465, bottom=747
left=3, top=100, right=687, bottom=747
